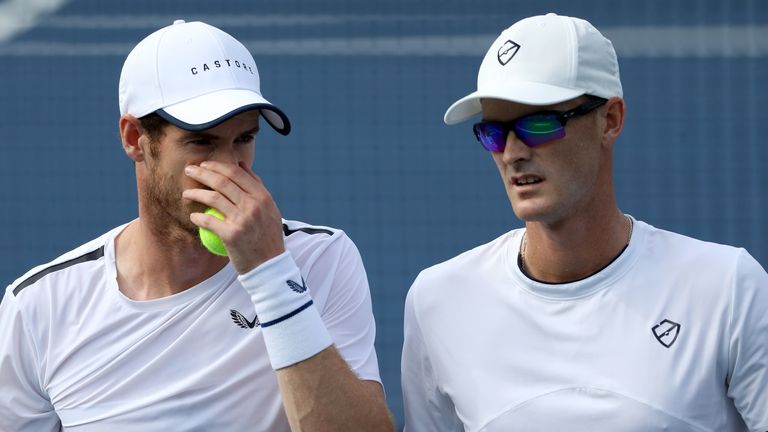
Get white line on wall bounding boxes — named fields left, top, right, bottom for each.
left=35, top=13, right=477, bottom=29
left=0, top=23, right=765, bottom=58
left=0, top=0, right=68, bottom=43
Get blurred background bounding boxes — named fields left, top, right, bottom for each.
left=0, top=0, right=765, bottom=427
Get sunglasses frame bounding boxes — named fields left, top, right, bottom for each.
left=473, top=96, right=608, bottom=151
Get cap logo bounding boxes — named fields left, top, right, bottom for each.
left=497, top=40, right=520, bottom=65
left=190, top=59, right=254, bottom=76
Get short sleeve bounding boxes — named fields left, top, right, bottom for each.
left=0, top=287, right=61, bottom=432
left=726, top=249, right=768, bottom=431
left=305, top=233, right=381, bottom=384
left=401, top=275, right=464, bottom=432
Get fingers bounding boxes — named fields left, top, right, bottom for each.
left=183, top=160, right=285, bottom=272
left=189, top=209, right=228, bottom=236
left=183, top=161, right=268, bottom=216
left=183, top=163, right=247, bottom=207
left=192, top=161, right=263, bottom=196
left=182, top=188, right=236, bottom=216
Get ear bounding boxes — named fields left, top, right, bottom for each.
left=119, top=114, right=148, bottom=163
left=601, top=97, right=625, bottom=149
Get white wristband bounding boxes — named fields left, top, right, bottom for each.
left=238, top=251, right=333, bottom=370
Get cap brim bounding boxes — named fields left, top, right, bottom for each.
left=443, top=82, right=585, bottom=125
left=157, top=88, right=291, bottom=135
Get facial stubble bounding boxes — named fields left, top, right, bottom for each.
left=143, top=155, right=207, bottom=248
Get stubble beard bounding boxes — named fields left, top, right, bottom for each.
left=143, top=161, right=206, bottom=250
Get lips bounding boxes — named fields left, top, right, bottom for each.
left=512, top=174, right=543, bottom=186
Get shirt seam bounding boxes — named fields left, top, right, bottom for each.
left=476, top=385, right=711, bottom=432
left=9, top=292, right=48, bottom=396
left=410, top=284, right=451, bottom=419
left=725, top=249, right=740, bottom=387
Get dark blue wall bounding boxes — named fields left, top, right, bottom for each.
left=1, top=0, right=766, bottom=427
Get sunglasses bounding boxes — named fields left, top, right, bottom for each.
left=472, top=96, right=608, bottom=151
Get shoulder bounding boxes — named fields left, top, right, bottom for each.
left=407, top=230, right=519, bottom=308
left=6, top=227, right=119, bottom=306
left=282, top=218, right=344, bottom=252
left=281, top=219, right=370, bottom=312
left=281, top=218, right=361, bottom=273
left=282, top=219, right=339, bottom=239
left=635, top=220, right=767, bottom=307
left=417, top=229, right=517, bottom=284
left=639, top=220, right=746, bottom=268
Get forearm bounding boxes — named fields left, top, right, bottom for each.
left=277, top=346, right=394, bottom=432
left=237, top=251, right=392, bottom=431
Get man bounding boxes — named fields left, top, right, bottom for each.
left=0, top=20, right=393, bottom=431
left=401, top=13, right=767, bottom=432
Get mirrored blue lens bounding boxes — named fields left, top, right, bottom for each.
left=513, top=114, right=565, bottom=147
left=473, top=122, right=507, bottom=152
left=474, top=116, right=564, bottom=151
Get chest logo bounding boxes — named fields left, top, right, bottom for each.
left=652, top=319, right=681, bottom=348
left=230, top=309, right=260, bottom=329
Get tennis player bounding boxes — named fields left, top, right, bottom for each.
left=401, top=13, right=767, bottom=431
left=0, top=20, right=393, bottom=431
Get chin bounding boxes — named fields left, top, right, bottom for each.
left=180, top=210, right=203, bottom=236
left=509, top=197, right=558, bottom=223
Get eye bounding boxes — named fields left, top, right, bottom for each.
left=188, top=138, right=213, bottom=147
left=236, top=134, right=256, bottom=144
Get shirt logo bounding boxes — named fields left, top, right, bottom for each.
left=497, top=40, right=520, bottom=65
left=286, top=277, right=307, bottom=294
left=230, top=309, right=260, bottom=329
left=652, top=319, right=681, bottom=348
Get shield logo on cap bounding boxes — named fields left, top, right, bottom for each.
left=497, top=40, right=520, bottom=65
left=652, top=319, right=681, bottom=348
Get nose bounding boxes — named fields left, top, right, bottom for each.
left=211, top=144, right=242, bottom=166
left=501, top=129, right=532, bottom=165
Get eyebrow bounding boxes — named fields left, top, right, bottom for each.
left=179, top=126, right=260, bottom=141
left=238, top=126, right=260, bottom=137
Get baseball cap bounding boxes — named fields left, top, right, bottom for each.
left=444, top=13, right=622, bottom=125
left=119, top=20, right=290, bottom=135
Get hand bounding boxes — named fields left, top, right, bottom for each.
left=182, top=161, right=285, bottom=274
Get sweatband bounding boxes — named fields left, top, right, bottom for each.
left=238, top=251, right=333, bottom=370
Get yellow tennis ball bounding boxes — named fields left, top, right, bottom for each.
left=199, top=208, right=228, bottom=256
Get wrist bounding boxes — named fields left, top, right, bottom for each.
left=238, top=251, right=332, bottom=369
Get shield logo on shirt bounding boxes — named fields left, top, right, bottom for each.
left=652, top=319, right=681, bottom=348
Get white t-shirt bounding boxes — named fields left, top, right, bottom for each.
left=0, top=219, right=381, bottom=431
left=402, top=218, right=768, bottom=432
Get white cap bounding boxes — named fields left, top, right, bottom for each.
left=119, top=20, right=290, bottom=134
left=444, top=13, right=622, bottom=125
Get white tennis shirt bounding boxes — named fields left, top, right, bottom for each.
left=0, top=219, right=381, bottom=431
left=402, top=218, right=768, bottom=432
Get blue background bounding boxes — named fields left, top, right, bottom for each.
left=1, top=0, right=766, bottom=427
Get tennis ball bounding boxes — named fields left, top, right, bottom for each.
left=199, top=208, right=228, bottom=256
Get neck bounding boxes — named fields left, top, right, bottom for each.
left=520, top=208, right=631, bottom=283
left=114, top=218, right=229, bottom=300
